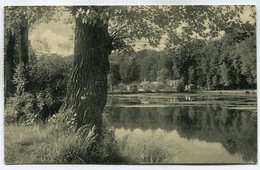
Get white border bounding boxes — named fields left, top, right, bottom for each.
left=0, top=1, right=259, bottom=170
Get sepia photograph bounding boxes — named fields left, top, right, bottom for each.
left=2, top=4, right=257, bottom=165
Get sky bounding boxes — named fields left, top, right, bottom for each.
left=29, top=6, right=255, bottom=56
left=29, top=12, right=74, bottom=56
left=29, top=11, right=167, bottom=55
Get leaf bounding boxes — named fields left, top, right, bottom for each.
left=86, top=9, right=90, bottom=15
left=78, top=8, right=82, bottom=13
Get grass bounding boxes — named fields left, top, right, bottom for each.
left=5, top=124, right=57, bottom=164
left=4, top=124, right=128, bottom=164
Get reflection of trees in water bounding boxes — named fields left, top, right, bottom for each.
left=106, top=106, right=257, bottom=162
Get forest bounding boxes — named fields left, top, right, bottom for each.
left=108, top=29, right=256, bottom=92
left=4, top=6, right=256, bottom=164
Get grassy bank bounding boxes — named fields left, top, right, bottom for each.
left=5, top=125, right=58, bottom=164
left=4, top=124, right=128, bottom=164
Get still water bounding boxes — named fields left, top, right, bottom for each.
left=106, top=93, right=257, bottom=164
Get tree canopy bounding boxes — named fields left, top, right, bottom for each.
left=66, top=6, right=255, bottom=52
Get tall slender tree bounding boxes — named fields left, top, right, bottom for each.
left=4, top=30, right=16, bottom=100
left=5, top=6, right=55, bottom=64
left=4, top=6, right=56, bottom=95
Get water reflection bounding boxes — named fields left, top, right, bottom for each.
left=108, top=93, right=256, bottom=110
left=106, top=104, right=257, bottom=164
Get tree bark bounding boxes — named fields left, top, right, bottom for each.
left=4, top=30, right=16, bottom=100
left=61, top=17, right=112, bottom=134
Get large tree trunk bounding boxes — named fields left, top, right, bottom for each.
left=20, top=23, right=29, bottom=65
left=4, top=30, right=16, bottom=100
left=61, top=17, right=112, bottom=134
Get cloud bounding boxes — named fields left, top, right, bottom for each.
left=30, top=29, right=73, bottom=56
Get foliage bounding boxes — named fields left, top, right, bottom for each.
left=14, top=62, right=57, bottom=123
left=4, top=6, right=57, bottom=32
left=28, top=54, right=72, bottom=120
left=128, top=83, right=139, bottom=93
left=5, top=63, right=39, bottom=124
left=109, top=32, right=256, bottom=92
left=5, top=92, right=36, bottom=125
left=97, top=6, right=252, bottom=50
left=139, top=50, right=160, bottom=81
left=176, top=79, right=185, bottom=92
left=109, top=26, right=256, bottom=91
left=114, top=83, right=128, bottom=93
left=168, top=29, right=256, bottom=90
left=5, top=54, right=73, bottom=124
left=119, top=55, right=140, bottom=83
left=28, top=54, right=72, bottom=97
left=108, top=63, right=121, bottom=91
left=234, top=35, right=256, bottom=86
left=4, top=6, right=60, bottom=71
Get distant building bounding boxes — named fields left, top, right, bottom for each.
left=185, top=84, right=197, bottom=91
left=166, top=79, right=181, bottom=87
left=137, top=79, right=181, bottom=92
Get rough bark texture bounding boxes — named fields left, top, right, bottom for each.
left=20, top=23, right=29, bottom=65
left=61, top=18, right=112, bottom=133
left=4, top=30, right=16, bottom=99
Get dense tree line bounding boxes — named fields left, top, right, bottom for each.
left=108, top=24, right=256, bottom=90
left=109, top=50, right=174, bottom=84
left=170, top=24, right=256, bottom=90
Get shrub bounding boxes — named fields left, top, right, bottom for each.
left=5, top=54, right=73, bottom=124
left=176, top=79, right=185, bottom=92
left=5, top=92, right=39, bottom=125
left=5, top=64, right=39, bottom=125
left=128, top=83, right=138, bottom=93
left=27, top=54, right=72, bottom=118
left=114, top=83, right=127, bottom=92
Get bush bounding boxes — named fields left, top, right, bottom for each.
left=128, top=83, right=138, bottom=93
left=176, top=80, right=185, bottom=92
left=27, top=54, right=72, bottom=118
left=114, top=83, right=127, bottom=92
left=5, top=54, right=73, bottom=124
left=5, top=91, right=58, bottom=125
left=5, top=64, right=40, bottom=125
left=5, top=92, right=39, bottom=125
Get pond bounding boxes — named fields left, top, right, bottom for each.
left=105, top=93, right=257, bottom=164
